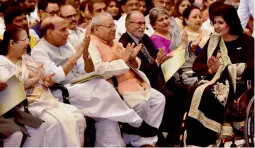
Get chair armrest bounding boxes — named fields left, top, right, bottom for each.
left=49, top=83, right=70, bottom=104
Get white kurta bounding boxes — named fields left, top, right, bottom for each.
left=31, top=38, right=145, bottom=146
left=0, top=17, right=5, bottom=36
left=202, top=18, right=214, bottom=34
left=88, top=37, right=166, bottom=146
left=0, top=55, right=86, bottom=147
left=67, top=27, right=86, bottom=48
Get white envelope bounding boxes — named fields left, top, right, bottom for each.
left=0, top=75, right=26, bottom=116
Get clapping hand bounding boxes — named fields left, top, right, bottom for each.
left=129, top=43, right=142, bottom=62
left=43, top=73, right=55, bottom=88
left=155, top=48, right=171, bottom=65
left=190, top=34, right=202, bottom=53
left=207, top=56, right=223, bottom=74
left=122, top=43, right=137, bottom=62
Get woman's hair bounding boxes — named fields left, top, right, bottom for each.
left=182, top=5, right=200, bottom=26
left=173, top=0, right=192, bottom=18
left=105, top=0, right=118, bottom=6
left=149, top=7, right=169, bottom=27
left=208, top=1, right=224, bottom=21
left=105, top=0, right=121, bottom=19
left=78, top=0, right=89, bottom=25
left=0, top=27, right=24, bottom=55
left=211, top=4, right=243, bottom=35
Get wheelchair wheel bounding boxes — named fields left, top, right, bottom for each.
left=244, top=96, right=254, bottom=147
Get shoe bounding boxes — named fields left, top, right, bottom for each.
left=121, top=121, right=158, bottom=137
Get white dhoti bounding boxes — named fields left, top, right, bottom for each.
left=122, top=88, right=166, bottom=146
left=3, top=131, right=24, bottom=147
left=28, top=98, right=86, bottom=147
left=52, top=78, right=144, bottom=146
left=23, top=122, right=47, bottom=147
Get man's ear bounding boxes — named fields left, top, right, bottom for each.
left=9, top=39, right=15, bottom=48
left=38, top=10, right=44, bottom=20
left=121, top=5, right=126, bottom=13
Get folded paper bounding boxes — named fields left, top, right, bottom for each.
left=0, top=75, right=26, bottom=116
left=161, top=48, right=186, bottom=82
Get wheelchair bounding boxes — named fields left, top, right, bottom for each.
left=49, top=83, right=96, bottom=147
left=177, top=69, right=254, bottom=147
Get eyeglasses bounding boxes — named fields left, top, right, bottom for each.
left=97, top=24, right=116, bottom=29
left=63, top=14, right=77, bottom=20
left=128, top=21, right=146, bottom=26
left=44, top=10, right=60, bottom=16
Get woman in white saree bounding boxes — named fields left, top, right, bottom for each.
left=0, top=27, right=86, bottom=147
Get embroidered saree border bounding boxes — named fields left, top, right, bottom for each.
left=188, top=34, right=235, bottom=133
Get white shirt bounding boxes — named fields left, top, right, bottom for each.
left=202, top=18, right=214, bottom=34
left=116, top=13, right=154, bottom=41
left=67, top=27, right=86, bottom=48
left=238, top=0, right=254, bottom=28
left=116, top=13, right=127, bottom=41
left=27, top=8, right=40, bottom=27
left=0, top=17, right=6, bottom=36
left=31, top=38, right=85, bottom=84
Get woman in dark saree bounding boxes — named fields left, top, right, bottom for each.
left=184, top=4, right=254, bottom=147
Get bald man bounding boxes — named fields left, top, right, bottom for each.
left=31, top=16, right=158, bottom=147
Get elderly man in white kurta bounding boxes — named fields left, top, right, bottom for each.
left=31, top=16, right=159, bottom=147
left=89, top=13, right=166, bottom=147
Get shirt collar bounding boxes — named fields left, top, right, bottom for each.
left=41, top=38, right=60, bottom=50
left=127, top=32, right=141, bottom=44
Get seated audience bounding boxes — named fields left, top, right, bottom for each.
left=202, top=1, right=224, bottom=33
left=17, top=0, right=39, bottom=28
left=139, top=0, right=147, bottom=15
left=150, top=8, right=181, bottom=53
left=119, top=11, right=189, bottom=146
left=146, top=0, right=182, bottom=50
left=89, top=12, right=166, bottom=147
left=3, top=6, right=37, bottom=49
left=29, top=0, right=61, bottom=41
left=181, top=5, right=211, bottom=85
left=116, top=0, right=140, bottom=40
left=105, top=0, right=120, bottom=20
left=185, top=4, right=254, bottom=147
left=173, top=0, right=192, bottom=30
left=31, top=16, right=158, bottom=147
left=0, top=27, right=86, bottom=146
left=78, top=0, right=91, bottom=29
left=0, top=81, right=46, bottom=147
left=201, top=0, right=216, bottom=22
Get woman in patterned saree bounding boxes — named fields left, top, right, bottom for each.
left=184, top=4, right=254, bottom=147
left=0, top=27, right=86, bottom=147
